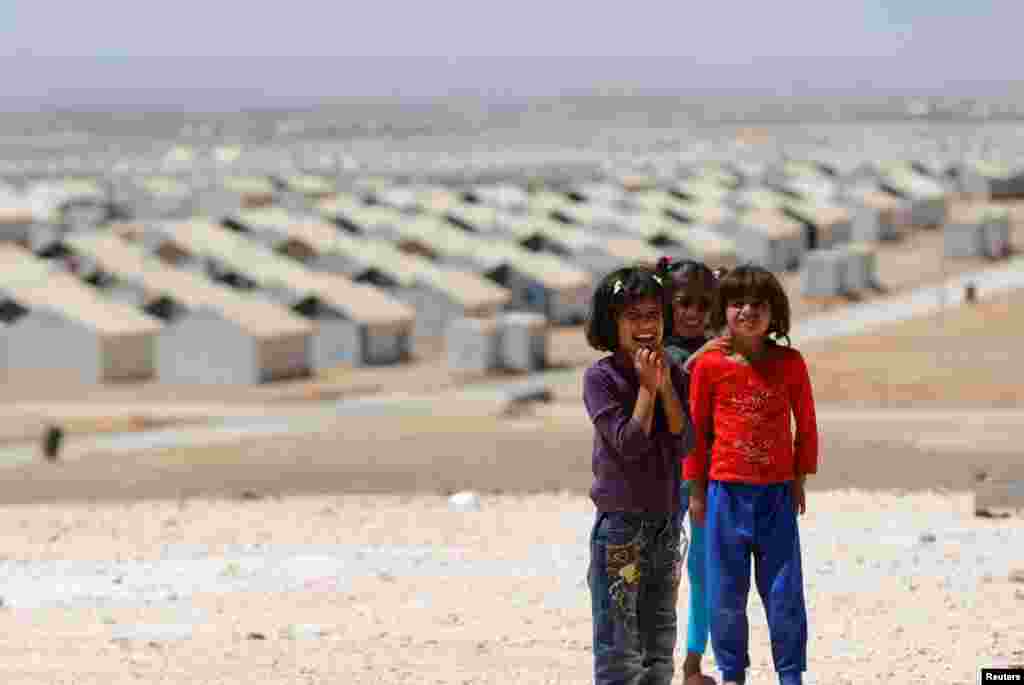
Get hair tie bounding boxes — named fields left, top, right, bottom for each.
left=656, top=256, right=672, bottom=270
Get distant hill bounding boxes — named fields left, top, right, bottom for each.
left=3, top=56, right=1024, bottom=113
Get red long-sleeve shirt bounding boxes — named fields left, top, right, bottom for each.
left=683, top=346, right=818, bottom=484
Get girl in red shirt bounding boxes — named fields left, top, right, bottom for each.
left=683, top=265, right=818, bottom=685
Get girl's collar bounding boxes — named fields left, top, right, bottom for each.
left=729, top=338, right=776, bottom=364
left=611, top=349, right=641, bottom=378
left=612, top=349, right=633, bottom=369
left=666, top=334, right=708, bottom=346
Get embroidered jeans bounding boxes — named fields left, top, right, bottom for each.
left=588, top=511, right=685, bottom=685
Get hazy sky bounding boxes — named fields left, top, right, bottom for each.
left=0, top=1, right=1017, bottom=102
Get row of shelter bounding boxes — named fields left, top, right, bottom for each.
left=1, top=150, right=1018, bottom=385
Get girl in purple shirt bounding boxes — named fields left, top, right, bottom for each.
left=583, top=265, right=694, bottom=685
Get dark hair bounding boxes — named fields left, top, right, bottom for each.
left=656, top=257, right=719, bottom=338
left=585, top=265, right=670, bottom=351
left=710, top=264, right=791, bottom=344
left=656, top=256, right=718, bottom=294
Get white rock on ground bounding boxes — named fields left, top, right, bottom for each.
left=0, top=491, right=1019, bottom=684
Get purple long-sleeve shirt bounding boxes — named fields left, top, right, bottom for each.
left=583, top=353, right=694, bottom=514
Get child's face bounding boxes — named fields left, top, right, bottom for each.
left=670, top=283, right=712, bottom=339
left=616, top=295, right=664, bottom=357
left=725, top=294, right=772, bottom=341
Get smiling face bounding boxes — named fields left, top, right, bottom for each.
left=725, top=295, right=772, bottom=342
left=670, top=283, right=713, bottom=339
left=616, top=295, right=665, bottom=357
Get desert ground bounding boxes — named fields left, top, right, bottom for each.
left=0, top=491, right=1021, bottom=685
left=1, top=203, right=1023, bottom=683
left=0, top=290, right=1022, bottom=684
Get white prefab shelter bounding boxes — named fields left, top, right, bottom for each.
left=944, top=205, right=1012, bottom=260
left=396, top=263, right=512, bottom=338
left=370, top=186, right=421, bottom=212
left=597, top=207, right=738, bottom=268
left=801, top=243, right=880, bottom=296
left=321, top=201, right=406, bottom=239
left=658, top=222, right=739, bottom=270
left=876, top=166, right=947, bottom=228
left=549, top=202, right=643, bottom=235
left=670, top=178, right=733, bottom=205
left=411, top=186, right=462, bottom=214
left=781, top=199, right=853, bottom=250
left=944, top=161, right=1009, bottom=199
left=0, top=245, right=161, bottom=383
left=526, top=190, right=574, bottom=216
left=111, top=175, right=193, bottom=220
left=0, top=194, right=34, bottom=244
left=369, top=213, right=590, bottom=323
left=727, top=187, right=792, bottom=214
left=665, top=200, right=733, bottom=229
left=481, top=243, right=592, bottom=324
left=465, top=184, right=530, bottom=212
left=261, top=228, right=511, bottom=338
left=681, top=163, right=742, bottom=188
left=615, top=173, right=660, bottom=192
left=988, top=164, right=1024, bottom=199
left=625, top=190, right=690, bottom=216
left=276, top=174, right=337, bottom=212
left=445, top=316, right=501, bottom=374
left=842, top=188, right=910, bottom=241
left=148, top=219, right=415, bottom=368
left=190, top=176, right=276, bottom=221
left=25, top=177, right=111, bottom=228
left=800, top=248, right=847, bottom=297
left=230, top=208, right=385, bottom=277
left=566, top=183, right=629, bottom=206
left=497, top=311, right=547, bottom=372
left=777, top=172, right=839, bottom=204
left=721, top=210, right=805, bottom=272
left=316, top=192, right=373, bottom=230
left=598, top=238, right=667, bottom=272
left=444, top=204, right=503, bottom=233
left=493, top=213, right=665, bottom=277
left=63, top=232, right=313, bottom=384
left=840, top=243, right=880, bottom=291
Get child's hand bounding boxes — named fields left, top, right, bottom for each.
left=635, top=347, right=664, bottom=393
left=658, top=354, right=676, bottom=393
left=689, top=493, right=707, bottom=526
left=683, top=335, right=732, bottom=373
left=792, top=478, right=806, bottom=515
left=706, top=334, right=733, bottom=356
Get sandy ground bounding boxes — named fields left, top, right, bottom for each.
left=0, top=491, right=1022, bottom=684
left=1, top=286, right=1022, bottom=503
left=801, top=287, right=1024, bottom=407
left=0, top=201, right=1021, bottom=683
left=2, top=268, right=1022, bottom=449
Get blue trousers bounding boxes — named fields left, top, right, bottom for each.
left=678, top=481, right=709, bottom=655
left=706, top=481, right=807, bottom=685
left=588, top=512, right=683, bottom=685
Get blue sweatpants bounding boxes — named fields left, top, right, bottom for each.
left=706, top=481, right=807, bottom=685
left=678, top=480, right=709, bottom=655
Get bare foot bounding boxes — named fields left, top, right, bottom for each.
left=684, top=675, right=716, bottom=685
left=682, top=652, right=716, bottom=684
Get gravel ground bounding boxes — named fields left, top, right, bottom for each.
left=0, top=491, right=1021, bottom=684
